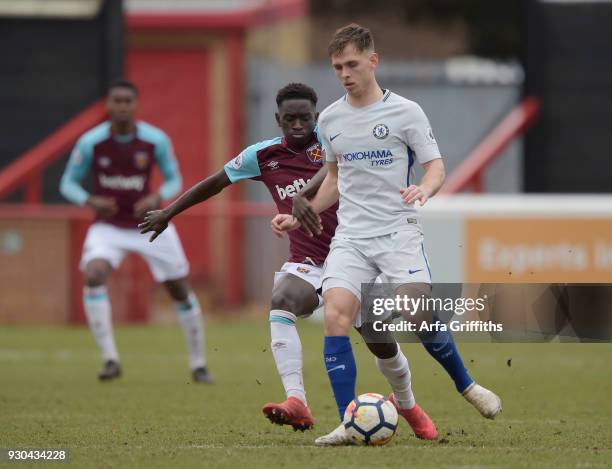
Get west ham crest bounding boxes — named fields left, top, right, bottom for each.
left=134, top=151, right=150, bottom=170
left=98, top=155, right=111, bottom=168
left=306, top=143, right=324, bottom=164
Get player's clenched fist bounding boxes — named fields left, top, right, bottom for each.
left=400, top=184, right=430, bottom=206
left=270, top=214, right=301, bottom=238
left=138, top=209, right=170, bottom=242
left=86, top=195, right=118, bottom=218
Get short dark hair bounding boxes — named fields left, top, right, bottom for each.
left=276, top=83, right=318, bottom=107
left=328, top=23, right=374, bottom=57
left=108, top=79, right=138, bottom=96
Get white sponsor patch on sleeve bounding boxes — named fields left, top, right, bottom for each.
left=231, top=154, right=243, bottom=169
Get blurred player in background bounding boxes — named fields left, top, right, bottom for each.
left=275, top=24, right=502, bottom=445
left=59, top=80, right=212, bottom=383
left=139, top=83, right=436, bottom=439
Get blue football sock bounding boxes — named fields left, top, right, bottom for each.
left=323, top=336, right=357, bottom=421
left=416, top=316, right=474, bottom=393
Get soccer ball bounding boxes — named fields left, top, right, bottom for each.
left=343, top=393, right=398, bottom=446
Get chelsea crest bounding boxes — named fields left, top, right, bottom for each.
left=373, top=124, right=389, bottom=139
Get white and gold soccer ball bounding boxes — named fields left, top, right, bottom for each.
left=343, top=393, right=398, bottom=446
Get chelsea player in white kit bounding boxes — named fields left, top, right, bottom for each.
left=277, top=24, right=502, bottom=445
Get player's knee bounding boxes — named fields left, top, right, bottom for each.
left=270, top=290, right=294, bottom=312
left=163, top=278, right=189, bottom=302
left=324, top=305, right=353, bottom=335
left=270, top=291, right=307, bottom=317
left=84, top=262, right=110, bottom=287
left=365, top=340, right=398, bottom=360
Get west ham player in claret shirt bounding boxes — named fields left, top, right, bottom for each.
left=60, top=80, right=212, bottom=384
left=139, top=83, right=433, bottom=436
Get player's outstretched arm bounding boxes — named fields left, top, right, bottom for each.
left=139, top=169, right=231, bottom=241
left=400, top=158, right=445, bottom=206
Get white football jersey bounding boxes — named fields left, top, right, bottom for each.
left=319, top=89, right=442, bottom=239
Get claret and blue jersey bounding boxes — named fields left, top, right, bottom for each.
left=224, top=132, right=338, bottom=266
left=60, top=121, right=181, bottom=228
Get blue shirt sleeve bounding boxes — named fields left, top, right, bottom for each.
left=223, top=144, right=263, bottom=183
left=223, top=138, right=281, bottom=183
left=154, top=133, right=182, bottom=201
left=59, top=136, right=94, bottom=206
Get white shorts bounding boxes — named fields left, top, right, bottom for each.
left=322, top=229, right=432, bottom=303
left=273, top=262, right=389, bottom=328
left=80, top=222, right=189, bottom=282
left=274, top=262, right=324, bottom=309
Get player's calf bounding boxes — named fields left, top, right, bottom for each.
left=322, top=288, right=360, bottom=418
left=167, top=282, right=210, bottom=380
left=400, top=285, right=475, bottom=395
left=83, top=282, right=120, bottom=372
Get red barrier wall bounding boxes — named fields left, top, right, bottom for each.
left=127, top=48, right=212, bottom=282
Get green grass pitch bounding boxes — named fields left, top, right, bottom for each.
left=1, top=319, right=610, bottom=468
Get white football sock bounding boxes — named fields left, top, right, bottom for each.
left=375, top=346, right=416, bottom=410
left=270, top=309, right=307, bottom=404
left=175, top=292, right=206, bottom=370
left=83, top=286, right=119, bottom=362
